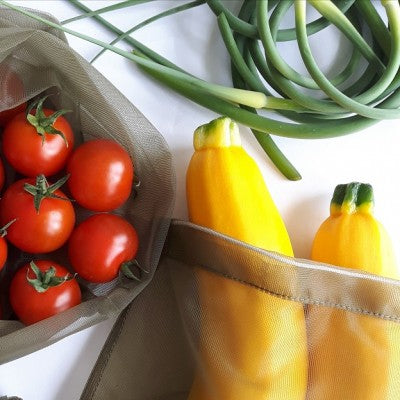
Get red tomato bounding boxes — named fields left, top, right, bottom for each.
left=0, top=237, right=8, bottom=272
left=0, top=177, right=75, bottom=253
left=0, top=219, right=17, bottom=271
left=0, top=103, right=25, bottom=128
left=68, top=213, right=139, bottom=283
left=2, top=108, right=74, bottom=177
left=9, top=260, right=81, bottom=325
left=67, top=139, right=134, bottom=211
left=0, top=65, right=26, bottom=127
left=0, top=158, right=5, bottom=192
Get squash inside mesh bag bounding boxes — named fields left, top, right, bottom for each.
left=81, top=221, right=400, bottom=400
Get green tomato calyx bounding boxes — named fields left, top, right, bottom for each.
left=0, top=218, right=17, bottom=238
left=24, top=174, right=72, bottom=213
left=120, top=259, right=148, bottom=281
left=26, top=95, right=71, bottom=146
left=26, top=261, right=76, bottom=293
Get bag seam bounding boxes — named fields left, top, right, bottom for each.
left=184, top=260, right=400, bottom=323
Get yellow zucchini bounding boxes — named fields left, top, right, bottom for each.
left=186, top=116, right=293, bottom=255
left=309, top=182, right=400, bottom=399
left=311, top=182, right=397, bottom=278
left=186, top=117, right=307, bottom=400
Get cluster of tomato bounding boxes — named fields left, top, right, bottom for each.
left=0, top=93, right=139, bottom=326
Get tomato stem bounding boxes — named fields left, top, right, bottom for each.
left=26, top=95, right=71, bottom=146
left=24, top=174, right=73, bottom=213
left=120, top=259, right=148, bottom=281
left=0, top=218, right=17, bottom=237
left=26, top=261, right=75, bottom=293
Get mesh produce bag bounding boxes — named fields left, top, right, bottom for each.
left=0, top=8, right=174, bottom=364
left=81, top=220, right=400, bottom=400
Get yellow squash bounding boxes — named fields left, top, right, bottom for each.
left=186, top=117, right=308, bottom=400
left=311, top=182, right=397, bottom=278
left=309, top=182, right=400, bottom=400
left=186, top=116, right=293, bottom=255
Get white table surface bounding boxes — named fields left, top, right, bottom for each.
left=1, top=1, right=399, bottom=399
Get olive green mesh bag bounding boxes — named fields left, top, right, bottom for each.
left=0, top=8, right=174, bottom=364
left=81, top=220, right=400, bottom=400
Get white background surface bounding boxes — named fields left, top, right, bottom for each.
left=1, top=1, right=399, bottom=399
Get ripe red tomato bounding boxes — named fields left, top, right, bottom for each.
left=0, top=176, right=75, bottom=253
left=9, top=260, right=81, bottom=325
left=67, top=139, right=134, bottom=211
left=0, top=237, right=7, bottom=271
left=68, top=213, right=139, bottom=283
left=0, top=158, right=5, bottom=193
left=0, top=65, right=26, bottom=127
left=0, top=103, right=26, bottom=128
left=2, top=107, right=74, bottom=177
left=0, top=220, right=14, bottom=272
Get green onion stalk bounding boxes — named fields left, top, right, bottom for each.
left=1, top=0, right=400, bottom=180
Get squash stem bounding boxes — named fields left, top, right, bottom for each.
left=331, top=182, right=374, bottom=215
left=194, top=117, right=241, bottom=150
